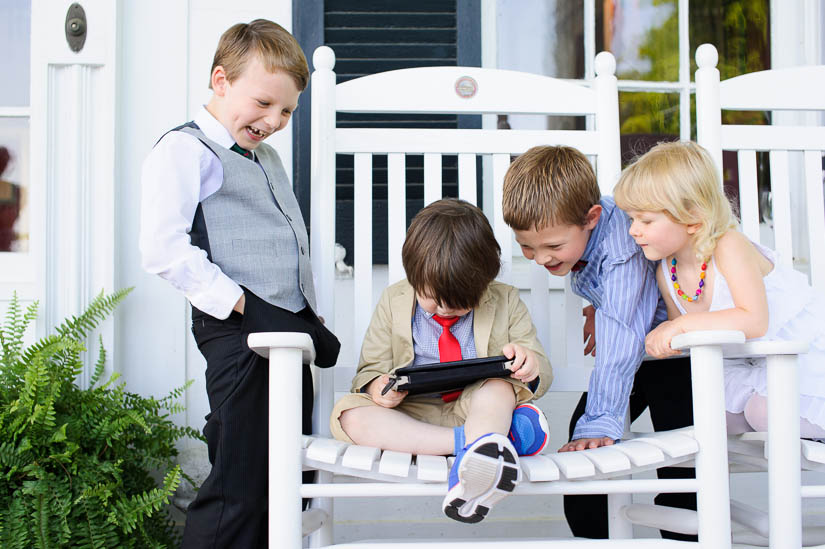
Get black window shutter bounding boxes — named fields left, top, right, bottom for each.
left=294, top=0, right=480, bottom=264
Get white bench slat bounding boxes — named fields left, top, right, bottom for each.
left=726, top=436, right=766, bottom=459
left=306, top=438, right=350, bottom=465
left=353, top=153, right=374, bottom=358
left=423, top=153, right=442, bottom=206
left=720, top=124, right=825, bottom=152
left=637, top=430, right=699, bottom=459
left=458, top=153, right=477, bottom=204
left=492, top=152, right=512, bottom=283
left=378, top=450, right=413, bottom=478
left=335, top=127, right=602, bottom=155
left=769, top=150, right=793, bottom=270
left=548, top=451, right=596, bottom=479
left=579, top=445, right=632, bottom=474
left=802, top=439, right=825, bottom=465
left=736, top=149, right=760, bottom=244
left=387, top=153, right=406, bottom=285
left=341, top=445, right=381, bottom=471
left=415, top=454, right=449, bottom=482
left=612, top=440, right=665, bottom=467
left=520, top=454, right=560, bottom=482
left=805, top=149, right=825, bottom=291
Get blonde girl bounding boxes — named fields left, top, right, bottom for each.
left=614, top=141, right=825, bottom=439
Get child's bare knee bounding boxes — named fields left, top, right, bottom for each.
left=476, top=378, right=517, bottom=401
left=743, top=394, right=768, bottom=432
left=339, top=407, right=366, bottom=439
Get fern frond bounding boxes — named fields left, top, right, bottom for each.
left=107, top=466, right=181, bottom=534
left=0, top=441, right=31, bottom=475
left=54, top=288, right=132, bottom=342
left=33, top=492, right=52, bottom=549
left=1, top=292, right=22, bottom=366
left=89, top=336, right=107, bottom=388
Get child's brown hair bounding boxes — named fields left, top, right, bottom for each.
left=402, top=199, right=500, bottom=310
left=502, top=145, right=600, bottom=230
left=210, top=19, right=309, bottom=91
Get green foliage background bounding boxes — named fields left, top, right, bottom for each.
left=0, top=290, right=201, bottom=548
left=603, top=0, right=770, bottom=139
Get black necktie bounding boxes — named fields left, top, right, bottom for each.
left=230, top=143, right=252, bottom=159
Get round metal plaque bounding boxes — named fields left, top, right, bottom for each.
left=454, top=76, right=478, bottom=99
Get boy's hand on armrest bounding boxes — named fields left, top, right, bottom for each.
left=583, top=304, right=596, bottom=356
left=366, top=374, right=408, bottom=408
left=645, top=319, right=684, bottom=358
left=503, top=343, right=539, bottom=383
left=558, top=437, right=615, bottom=452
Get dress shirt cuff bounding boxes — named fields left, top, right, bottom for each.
left=186, top=276, right=244, bottom=320
left=572, top=413, right=625, bottom=442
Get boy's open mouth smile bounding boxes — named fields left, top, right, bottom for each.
left=545, top=263, right=563, bottom=272
left=246, top=126, right=269, bottom=140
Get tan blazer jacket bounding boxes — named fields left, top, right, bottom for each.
left=351, top=279, right=553, bottom=398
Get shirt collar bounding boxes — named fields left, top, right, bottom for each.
left=194, top=106, right=237, bottom=151
left=579, top=197, right=614, bottom=263
left=416, top=303, right=472, bottom=322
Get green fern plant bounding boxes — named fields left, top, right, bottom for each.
left=0, top=289, right=201, bottom=548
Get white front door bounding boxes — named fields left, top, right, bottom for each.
left=20, top=0, right=117, bottom=385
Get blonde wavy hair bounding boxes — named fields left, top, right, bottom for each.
left=613, top=141, right=736, bottom=260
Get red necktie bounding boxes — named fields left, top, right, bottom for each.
left=433, top=315, right=462, bottom=362
left=433, top=315, right=463, bottom=402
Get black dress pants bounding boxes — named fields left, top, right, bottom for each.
left=563, top=356, right=697, bottom=541
left=182, top=290, right=339, bottom=549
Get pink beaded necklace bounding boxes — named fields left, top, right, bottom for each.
left=670, top=257, right=707, bottom=302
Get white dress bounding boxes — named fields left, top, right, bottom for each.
left=662, top=243, right=825, bottom=431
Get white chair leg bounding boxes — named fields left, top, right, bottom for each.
left=607, top=492, right=633, bottom=538
left=767, top=353, right=802, bottom=549
left=308, top=476, right=334, bottom=547
left=268, top=345, right=305, bottom=549
left=690, top=344, right=732, bottom=548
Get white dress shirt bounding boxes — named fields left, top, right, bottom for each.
left=140, top=106, right=248, bottom=319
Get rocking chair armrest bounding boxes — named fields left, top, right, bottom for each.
left=671, top=330, right=808, bottom=359
left=670, top=330, right=745, bottom=351
left=714, top=340, right=809, bottom=359
left=247, top=332, right=317, bottom=364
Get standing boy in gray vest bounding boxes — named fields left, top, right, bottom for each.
left=139, top=19, right=339, bottom=549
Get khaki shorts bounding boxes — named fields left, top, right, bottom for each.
left=330, top=377, right=535, bottom=444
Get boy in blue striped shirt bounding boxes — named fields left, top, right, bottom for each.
left=502, top=145, right=696, bottom=540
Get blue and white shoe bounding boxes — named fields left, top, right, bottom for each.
left=442, top=433, right=520, bottom=523
left=508, top=403, right=550, bottom=456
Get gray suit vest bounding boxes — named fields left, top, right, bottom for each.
left=179, top=125, right=316, bottom=313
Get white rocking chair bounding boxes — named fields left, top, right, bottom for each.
left=249, top=45, right=742, bottom=548
left=695, top=42, right=825, bottom=548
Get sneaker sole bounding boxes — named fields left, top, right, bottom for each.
left=442, top=438, right=521, bottom=523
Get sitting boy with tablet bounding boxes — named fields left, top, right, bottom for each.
left=329, top=198, right=553, bottom=523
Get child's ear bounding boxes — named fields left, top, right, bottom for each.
left=584, top=204, right=602, bottom=230
left=686, top=222, right=702, bottom=235
left=211, top=66, right=228, bottom=96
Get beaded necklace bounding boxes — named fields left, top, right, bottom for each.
left=670, top=257, right=707, bottom=302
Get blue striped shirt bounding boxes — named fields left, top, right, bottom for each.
left=571, top=197, right=661, bottom=441
left=412, top=304, right=477, bottom=365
